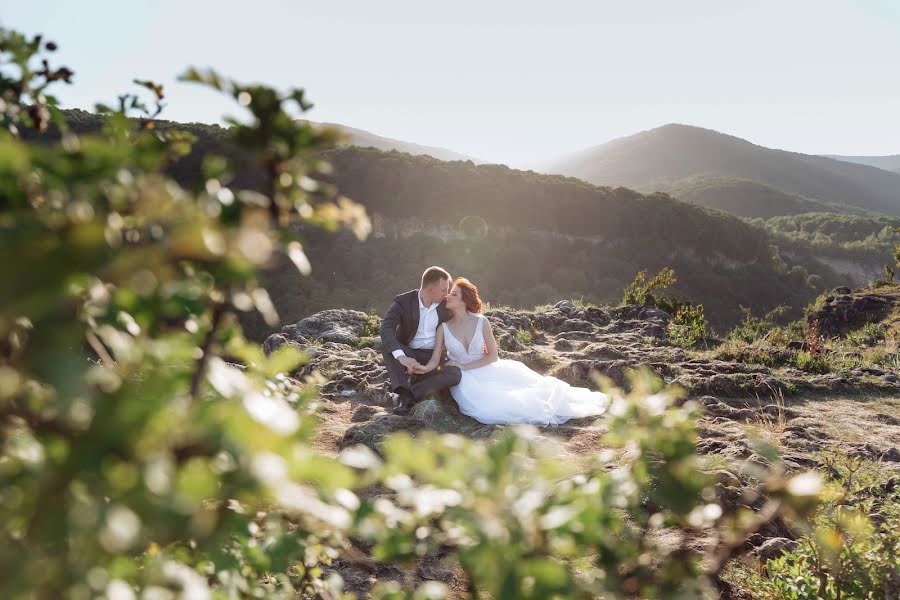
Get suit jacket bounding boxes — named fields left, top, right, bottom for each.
left=380, top=289, right=450, bottom=355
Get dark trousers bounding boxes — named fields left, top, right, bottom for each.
left=382, top=344, right=462, bottom=401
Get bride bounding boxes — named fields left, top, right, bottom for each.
left=414, top=278, right=610, bottom=426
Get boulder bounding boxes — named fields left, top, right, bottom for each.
left=753, top=537, right=798, bottom=561
left=409, top=395, right=495, bottom=437
left=269, top=308, right=372, bottom=349
left=808, top=292, right=895, bottom=338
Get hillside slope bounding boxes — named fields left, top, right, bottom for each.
left=546, top=124, right=900, bottom=216
left=824, top=153, right=900, bottom=174
left=660, top=176, right=869, bottom=219
left=312, top=121, right=481, bottom=164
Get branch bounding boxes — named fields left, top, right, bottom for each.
left=85, top=331, right=115, bottom=368
left=189, top=301, right=226, bottom=401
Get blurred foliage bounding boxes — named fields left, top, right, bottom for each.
left=0, top=26, right=369, bottom=598
left=0, top=25, right=833, bottom=600
left=733, top=454, right=900, bottom=599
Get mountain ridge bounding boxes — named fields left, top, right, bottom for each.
left=823, top=153, right=900, bottom=174
left=308, top=120, right=483, bottom=164
left=545, top=123, right=900, bottom=217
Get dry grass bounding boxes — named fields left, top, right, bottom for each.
left=744, top=387, right=790, bottom=442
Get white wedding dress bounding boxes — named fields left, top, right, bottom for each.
left=444, top=315, right=610, bottom=426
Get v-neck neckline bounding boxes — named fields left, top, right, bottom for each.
left=447, top=315, right=480, bottom=352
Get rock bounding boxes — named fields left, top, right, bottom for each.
left=698, top=396, right=754, bottom=420
left=553, top=300, right=576, bottom=313
left=275, top=309, right=373, bottom=346
left=780, top=453, right=821, bottom=471
left=560, top=319, right=596, bottom=333
left=872, top=413, right=900, bottom=426
left=351, top=405, right=382, bottom=422
left=341, top=414, right=419, bottom=451
left=262, top=333, right=290, bottom=355
left=553, top=338, right=575, bottom=351
left=808, top=291, right=895, bottom=338
left=753, top=537, right=798, bottom=561
left=882, top=447, right=900, bottom=462
left=580, top=307, right=612, bottom=326
left=409, top=396, right=495, bottom=436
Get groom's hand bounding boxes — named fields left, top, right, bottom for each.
left=398, top=355, right=423, bottom=373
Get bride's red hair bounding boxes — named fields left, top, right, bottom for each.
left=454, top=277, right=483, bottom=313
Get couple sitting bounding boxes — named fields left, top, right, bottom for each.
left=380, top=266, right=609, bottom=425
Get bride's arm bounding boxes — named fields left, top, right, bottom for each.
left=415, top=326, right=445, bottom=373
left=455, top=318, right=499, bottom=371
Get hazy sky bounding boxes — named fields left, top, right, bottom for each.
left=6, top=1, right=900, bottom=166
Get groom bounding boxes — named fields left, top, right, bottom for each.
left=380, top=266, right=462, bottom=415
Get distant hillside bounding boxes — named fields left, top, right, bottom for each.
left=660, top=176, right=871, bottom=219
left=46, top=110, right=843, bottom=337
left=546, top=124, right=900, bottom=217
left=310, top=121, right=481, bottom=164
left=823, top=154, right=900, bottom=174
left=755, top=212, right=900, bottom=285
left=283, top=147, right=841, bottom=335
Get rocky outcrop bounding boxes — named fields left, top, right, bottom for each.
left=262, top=299, right=900, bottom=585
left=262, top=301, right=900, bottom=459
left=264, top=309, right=374, bottom=354
left=808, top=287, right=900, bottom=338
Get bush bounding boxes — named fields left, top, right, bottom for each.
left=667, top=303, right=709, bottom=349
left=621, top=267, right=677, bottom=309
left=872, top=264, right=896, bottom=287
left=754, top=455, right=900, bottom=599
left=727, top=305, right=789, bottom=344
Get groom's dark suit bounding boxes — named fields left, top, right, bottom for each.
left=380, top=289, right=462, bottom=401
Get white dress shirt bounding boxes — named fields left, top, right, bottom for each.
left=392, top=289, right=439, bottom=358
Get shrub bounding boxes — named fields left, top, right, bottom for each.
left=760, top=456, right=900, bottom=599
left=621, top=267, right=677, bottom=308
left=872, top=264, right=896, bottom=287
left=793, top=350, right=831, bottom=373
left=667, top=303, right=709, bottom=349
left=728, top=305, right=789, bottom=344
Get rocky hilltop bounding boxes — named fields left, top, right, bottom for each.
left=261, top=290, right=900, bottom=594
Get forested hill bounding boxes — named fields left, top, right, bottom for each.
left=656, top=176, right=871, bottom=219
left=324, top=147, right=772, bottom=263
left=45, top=110, right=842, bottom=336
left=546, top=123, right=900, bottom=217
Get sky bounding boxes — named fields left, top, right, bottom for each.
left=5, top=1, right=900, bottom=167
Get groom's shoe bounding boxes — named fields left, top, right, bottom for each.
left=392, top=388, right=416, bottom=416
